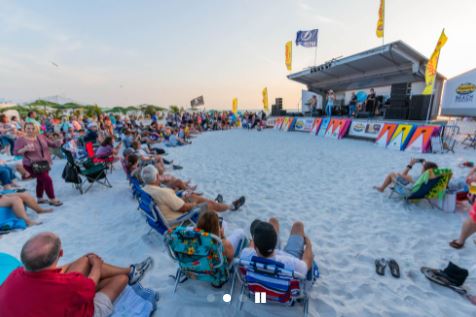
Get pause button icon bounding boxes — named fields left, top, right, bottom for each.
left=254, top=292, right=266, bottom=304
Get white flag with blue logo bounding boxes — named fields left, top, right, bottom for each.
left=295, top=29, right=319, bottom=47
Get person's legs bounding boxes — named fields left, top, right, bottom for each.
left=8, top=192, right=53, bottom=213
left=0, top=167, right=13, bottom=188
left=189, top=194, right=229, bottom=212
left=454, top=218, right=476, bottom=246
left=269, top=217, right=280, bottom=235
left=96, top=275, right=128, bottom=303
left=0, top=195, right=37, bottom=226
left=227, top=229, right=246, bottom=253
left=37, top=171, right=55, bottom=200
left=62, top=255, right=91, bottom=275
left=98, top=262, right=130, bottom=279
left=375, top=172, right=397, bottom=192
left=283, top=221, right=305, bottom=259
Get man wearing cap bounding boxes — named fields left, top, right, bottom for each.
left=240, top=218, right=314, bottom=278
left=84, top=122, right=99, bottom=144
left=450, top=183, right=476, bottom=249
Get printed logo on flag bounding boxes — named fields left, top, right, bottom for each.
left=296, top=29, right=319, bottom=47
left=190, top=96, right=204, bottom=107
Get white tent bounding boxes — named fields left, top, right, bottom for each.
left=441, top=68, right=476, bottom=117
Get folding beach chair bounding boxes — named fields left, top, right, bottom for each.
left=164, top=226, right=238, bottom=293
left=85, top=142, right=114, bottom=172
left=137, top=189, right=202, bottom=235
left=61, top=148, right=112, bottom=194
left=234, top=256, right=311, bottom=317
left=462, top=130, right=476, bottom=150
left=390, top=168, right=452, bottom=209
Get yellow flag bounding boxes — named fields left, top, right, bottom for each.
left=232, top=98, right=238, bottom=113
left=376, top=0, right=385, bottom=38
left=262, top=87, right=269, bottom=112
left=422, top=30, right=448, bottom=95
left=285, top=41, right=292, bottom=71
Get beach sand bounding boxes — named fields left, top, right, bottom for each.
left=1, top=129, right=475, bottom=317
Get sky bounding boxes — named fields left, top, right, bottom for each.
left=0, top=0, right=475, bottom=109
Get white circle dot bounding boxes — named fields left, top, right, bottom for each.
left=223, top=294, right=232, bottom=302
left=207, top=294, right=216, bottom=302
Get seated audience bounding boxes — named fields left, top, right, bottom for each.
left=0, top=232, right=153, bottom=317
left=196, top=210, right=246, bottom=263
left=96, top=136, right=121, bottom=160
left=141, top=165, right=245, bottom=222
left=374, top=158, right=438, bottom=192
left=240, top=218, right=315, bottom=279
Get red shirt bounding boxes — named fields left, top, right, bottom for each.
left=0, top=267, right=96, bottom=317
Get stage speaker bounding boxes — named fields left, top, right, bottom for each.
left=279, top=110, right=287, bottom=116
left=385, top=107, right=408, bottom=120
left=356, top=112, right=370, bottom=118
left=409, top=94, right=433, bottom=120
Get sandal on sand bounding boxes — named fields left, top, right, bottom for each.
left=49, top=200, right=63, bottom=207
left=231, top=196, right=245, bottom=211
left=450, top=240, right=464, bottom=249
left=375, top=258, right=387, bottom=276
left=388, top=259, right=400, bottom=278
left=37, top=198, right=48, bottom=204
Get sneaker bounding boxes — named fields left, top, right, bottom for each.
left=172, top=165, right=183, bottom=170
left=231, top=196, right=246, bottom=211
left=215, top=194, right=223, bottom=203
left=129, top=257, right=154, bottom=285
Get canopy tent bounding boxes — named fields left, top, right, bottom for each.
left=288, top=41, right=445, bottom=118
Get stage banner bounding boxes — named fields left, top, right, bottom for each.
left=274, top=117, right=284, bottom=129
left=266, top=117, right=277, bottom=128
left=376, top=0, right=385, bottom=39
left=348, top=120, right=384, bottom=139
left=310, top=118, right=323, bottom=135
left=262, top=87, right=269, bottom=112
left=318, top=117, right=331, bottom=137
left=294, top=117, right=314, bottom=132
left=285, top=41, right=292, bottom=71
left=375, top=123, right=398, bottom=147
left=423, top=30, right=448, bottom=95
left=302, top=90, right=323, bottom=113
left=387, top=124, right=415, bottom=151
left=405, top=126, right=440, bottom=153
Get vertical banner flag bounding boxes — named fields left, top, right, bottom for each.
left=232, top=98, right=238, bottom=113
left=376, top=0, right=385, bottom=38
left=262, top=87, right=269, bottom=112
left=423, top=30, right=448, bottom=95
left=295, top=29, right=319, bottom=47
left=285, top=41, right=292, bottom=71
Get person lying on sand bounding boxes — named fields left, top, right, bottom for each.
left=374, top=158, right=438, bottom=192
left=0, top=232, right=154, bottom=317
left=450, top=186, right=476, bottom=249
left=0, top=194, right=42, bottom=226
left=240, top=218, right=316, bottom=279
left=141, top=165, right=245, bottom=223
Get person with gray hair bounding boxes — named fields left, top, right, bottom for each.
left=141, top=164, right=246, bottom=222
left=0, top=232, right=154, bottom=317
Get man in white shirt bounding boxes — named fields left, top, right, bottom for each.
left=240, top=218, right=314, bottom=278
left=141, top=165, right=245, bottom=222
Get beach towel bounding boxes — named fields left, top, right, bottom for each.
left=111, top=284, right=157, bottom=317
left=0, top=207, right=27, bottom=233
left=411, top=168, right=452, bottom=200
left=0, top=253, right=21, bottom=285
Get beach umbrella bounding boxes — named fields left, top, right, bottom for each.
left=356, top=91, right=368, bottom=103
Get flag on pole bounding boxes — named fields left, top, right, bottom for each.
left=285, top=41, right=292, bottom=71
left=262, top=87, right=269, bottom=112
left=376, top=0, right=385, bottom=39
left=422, top=30, right=448, bottom=95
left=232, top=98, right=238, bottom=113
left=295, top=29, right=319, bottom=47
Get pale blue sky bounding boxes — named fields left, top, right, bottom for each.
left=0, top=0, right=475, bottom=109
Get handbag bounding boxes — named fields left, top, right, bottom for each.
left=30, top=137, right=50, bottom=174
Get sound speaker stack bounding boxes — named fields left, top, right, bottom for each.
left=385, top=83, right=411, bottom=120
left=408, top=94, right=433, bottom=121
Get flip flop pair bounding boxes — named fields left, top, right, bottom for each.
left=375, top=258, right=400, bottom=278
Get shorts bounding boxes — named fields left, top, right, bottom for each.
left=396, top=176, right=410, bottom=186
left=93, top=292, right=113, bottom=317
left=283, top=235, right=305, bottom=259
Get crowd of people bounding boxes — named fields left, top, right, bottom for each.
left=0, top=108, right=474, bottom=316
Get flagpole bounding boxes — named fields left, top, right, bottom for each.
left=314, top=45, right=318, bottom=66
left=382, top=0, right=385, bottom=45
left=425, top=28, right=445, bottom=123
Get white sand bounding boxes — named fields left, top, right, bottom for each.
left=1, top=129, right=475, bottom=317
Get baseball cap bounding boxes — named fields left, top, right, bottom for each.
left=250, top=219, right=277, bottom=257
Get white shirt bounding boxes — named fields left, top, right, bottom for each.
left=240, top=247, right=308, bottom=277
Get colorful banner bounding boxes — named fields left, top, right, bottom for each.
left=295, top=29, right=319, bottom=47
left=376, top=0, right=385, bottom=39
left=405, top=126, right=439, bottom=153
left=318, top=117, right=331, bottom=137
left=324, top=119, right=351, bottom=139
left=232, top=98, right=238, bottom=113
left=423, top=30, right=448, bottom=95
left=274, top=117, right=284, bottom=129
left=387, top=124, right=415, bottom=151
left=262, top=87, right=269, bottom=112
left=375, top=123, right=398, bottom=147
left=285, top=41, right=292, bottom=71
left=294, top=117, right=315, bottom=132
left=310, top=118, right=323, bottom=135
left=348, top=120, right=384, bottom=139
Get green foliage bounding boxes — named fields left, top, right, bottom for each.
left=169, top=105, right=180, bottom=113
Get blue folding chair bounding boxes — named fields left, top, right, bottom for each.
left=234, top=256, right=313, bottom=317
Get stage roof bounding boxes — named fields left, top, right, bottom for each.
left=288, top=41, right=445, bottom=93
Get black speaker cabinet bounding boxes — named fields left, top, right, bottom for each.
left=408, top=95, right=433, bottom=120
